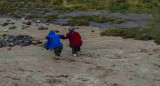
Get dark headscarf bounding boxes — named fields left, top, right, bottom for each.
left=69, top=27, right=74, bottom=34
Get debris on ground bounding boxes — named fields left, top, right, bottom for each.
left=0, top=34, right=44, bottom=48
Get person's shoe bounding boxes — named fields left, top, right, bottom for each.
left=73, top=54, right=77, bottom=57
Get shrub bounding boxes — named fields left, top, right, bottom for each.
left=100, top=27, right=160, bottom=45
left=26, top=14, right=43, bottom=19
left=67, top=19, right=89, bottom=26
left=116, top=19, right=125, bottom=24
left=71, top=15, right=115, bottom=23
left=100, top=28, right=121, bottom=36
left=45, top=15, right=59, bottom=22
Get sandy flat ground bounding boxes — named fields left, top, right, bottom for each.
left=0, top=18, right=160, bottom=86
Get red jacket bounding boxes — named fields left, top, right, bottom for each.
left=65, top=32, right=82, bottom=48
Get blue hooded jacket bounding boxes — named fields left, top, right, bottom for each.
left=45, top=30, right=64, bottom=50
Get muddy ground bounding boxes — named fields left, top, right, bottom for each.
left=0, top=18, right=160, bottom=86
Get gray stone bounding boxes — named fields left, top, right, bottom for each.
left=4, top=29, right=8, bottom=32
left=46, top=23, right=49, bottom=25
left=26, top=21, right=31, bottom=25
left=91, top=30, right=95, bottom=32
left=21, top=25, right=29, bottom=29
left=9, top=26, right=16, bottom=30
left=54, top=30, right=59, bottom=33
left=38, top=26, right=45, bottom=30
left=2, top=23, right=8, bottom=26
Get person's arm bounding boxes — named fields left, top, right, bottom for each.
left=58, top=34, right=65, bottom=39
left=63, top=33, right=70, bottom=39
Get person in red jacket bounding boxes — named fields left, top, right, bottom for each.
left=64, top=27, right=82, bottom=57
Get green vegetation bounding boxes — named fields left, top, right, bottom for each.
left=100, top=27, right=160, bottom=45
left=70, top=15, right=115, bottom=23
left=0, top=0, right=159, bottom=13
left=148, top=15, right=160, bottom=29
left=116, top=19, right=125, bottom=24
left=45, top=15, right=59, bottom=22
left=26, top=14, right=44, bottom=19
left=100, top=28, right=121, bottom=36
left=67, top=19, right=89, bottom=26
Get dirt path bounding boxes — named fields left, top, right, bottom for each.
left=0, top=18, right=160, bottom=86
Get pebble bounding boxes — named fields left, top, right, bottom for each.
left=4, top=29, right=8, bottom=32
left=36, top=20, right=41, bottom=23
left=21, top=18, right=25, bottom=20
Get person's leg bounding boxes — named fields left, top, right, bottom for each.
left=77, top=46, right=81, bottom=56
left=54, top=46, right=63, bottom=56
left=72, top=46, right=81, bottom=57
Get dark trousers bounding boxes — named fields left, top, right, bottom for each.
left=54, top=46, right=63, bottom=56
left=72, top=46, right=81, bottom=54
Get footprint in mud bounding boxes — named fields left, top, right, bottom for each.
left=3, top=76, right=21, bottom=81
left=140, top=48, right=148, bottom=53
left=86, top=53, right=101, bottom=58
left=87, top=65, right=115, bottom=78
left=109, top=54, right=128, bottom=59
left=153, top=49, right=160, bottom=53
left=17, top=68, right=34, bottom=72
left=44, top=75, right=73, bottom=85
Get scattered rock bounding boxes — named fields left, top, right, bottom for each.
left=31, top=41, right=38, bottom=45
left=0, top=40, right=4, bottom=48
left=7, top=47, right=11, bottom=50
left=36, top=20, right=41, bottom=23
left=21, top=18, right=25, bottom=20
left=21, top=25, right=29, bottom=29
left=38, top=26, right=45, bottom=30
left=46, top=23, right=49, bottom=25
left=9, top=26, right=16, bottom=30
left=26, top=21, right=31, bottom=25
left=22, top=22, right=26, bottom=24
left=54, top=30, right=59, bottom=33
left=0, top=34, right=41, bottom=48
left=91, top=30, right=95, bottom=32
left=44, top=27, right=48, bottom=30
left=10, top=22, right=15, bottom=24
left=2, top=23, right=8, bottom=26
left=7, top=20, right=11, bottom=22
left=4, top=29, right=8, bottom=32
left=38, top=26, right=48, bottom=30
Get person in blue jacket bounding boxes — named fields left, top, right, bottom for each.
left=45, top=30, right=64, bottom=56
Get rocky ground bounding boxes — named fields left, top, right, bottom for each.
left=0, top=10, right=150, bottom=29
left=0, top=18, right=160, bottom=86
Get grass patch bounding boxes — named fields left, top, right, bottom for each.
left=100, top=27, right=160, bottom=45
left=45, top=15, right=59, bottom=22
left=26, top=14, right=44, bottom=19
left=100, top=28, right=121, bottom=36
left=72, top=15, right=115, bottom=23
left=67, top=19, right=89, bottom=26
left=116, top=19, right=125, bottom=24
